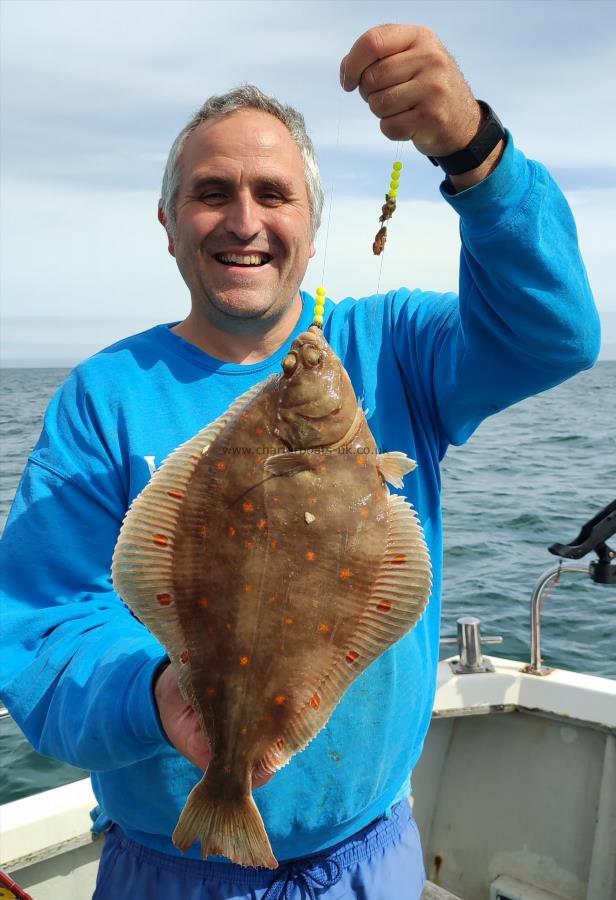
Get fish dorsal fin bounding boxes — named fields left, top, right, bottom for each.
left=253, top=493, right=432, bottom=778
left=112, top=374, right=278, bottom=701
left=376, top=451, right=417, bottom=489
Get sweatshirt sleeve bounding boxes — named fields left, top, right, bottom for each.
left=0, top=371, right=169, bottom=772
left=393, top=131, right=601, bottom=450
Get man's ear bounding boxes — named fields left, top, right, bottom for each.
left=158, top=204, right=176, bottom=257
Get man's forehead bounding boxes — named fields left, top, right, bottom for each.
left=181, top=110, right=301, bottom=172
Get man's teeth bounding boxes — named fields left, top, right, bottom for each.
left=217, top=253, right=270, bottom=266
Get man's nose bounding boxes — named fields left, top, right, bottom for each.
left=224, top=195, right=262, bottom=242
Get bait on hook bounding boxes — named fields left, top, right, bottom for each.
left=373, top=160, right=403, bottom=256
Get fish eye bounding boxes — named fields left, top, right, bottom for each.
left=282, top=352, right=298, bottom=375
left=302, top=345, right=322, bottom=367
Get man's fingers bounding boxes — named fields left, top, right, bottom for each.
left=366, top=79, right=424, bottom=122
left=340, top=24, right=421, bottom=91
left=379, top=108, right=423, bottom=143
left=357, top=48, right=423, bottom=103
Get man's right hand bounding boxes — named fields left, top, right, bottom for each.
left=154, top=663, right=273, bottom=788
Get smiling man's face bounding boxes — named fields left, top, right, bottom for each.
left=164, top=109, right=316, bottom=328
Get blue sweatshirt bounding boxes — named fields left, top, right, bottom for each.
left=0, top=134, right=600, bottom=861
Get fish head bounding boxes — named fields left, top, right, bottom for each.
left=274, top=326, right=358, bottom=449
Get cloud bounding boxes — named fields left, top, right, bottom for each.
left=1, top=0, right=614, bottom=361
left=2, top=1, right=615, bottom=177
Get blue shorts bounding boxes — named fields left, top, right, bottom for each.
left=92, top=798, right=426, bottom=899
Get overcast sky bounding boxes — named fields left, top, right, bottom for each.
left=1, top=0, right=615, bottom=364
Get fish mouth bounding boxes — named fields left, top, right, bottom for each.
left=213, top=252, right=273, bottom=268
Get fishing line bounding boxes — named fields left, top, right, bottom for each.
left=313, top=55, right=348, bottom=327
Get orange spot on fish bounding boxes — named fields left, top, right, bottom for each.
left=244, top=584, right=253, bottom=592
left=240, top=413, right=250, bottom=422
left=359, top=508, right=370, bottom=518
left=356, top=455, right=367, bottom=467
left=152, top=534, right=169, bottom=547
left=317, top=465, right=327, bottom=474
left=199, top=597, right=209, bottom=608
left=310, top=693, right=321, bottom=710
left=167, top=490, right=184, bottom=499
left=216, top=461, right=226, bottom=471
left=318, top=622, right=331, bottom=633
left=377, top=600, right=392, bottom=613
left=207, top=687, right=216, bottom=697
left=285, top=617, right=294, bottom=625
left=346, top=650, right=360, bottom=664
left=228, top=526, right=236, bottom=537
left=339, top=568, right=353, bottom=580
left=180, top=650, right=189, bottom=664
left=307, top=497, right=318, bottom=505
left=258, top=518, right=267, bottom=529
left=272, top=496, right=280, bottom=504
left=271, top=539, right=278, bottom=550
left=391, top=554, right=407, bottom=565
left=305, top=550, right=316, bottom=561
left=198, top=525, right=207, bottom=536
left=276, top=739, right=285, bottom=751
left=243, top=501, right=254, bottom=513
left=240, top=656, right=249, bottom=666
left=255, top=425, right=265, bottom=436
left=268, top=594, right=278, bottom=603
left=274, top=694, right=287, bottom=705
left=156, top=593, right=172, bottom=606
left=226, top=623, right=234, bottom=632
left=255, top=454, right=265, bottom=463
left=240, top=725, right=249, bottom=735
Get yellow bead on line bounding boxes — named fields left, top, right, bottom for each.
left=393, top=161, right=403, bottom=171
left=391, top=170, right=401, bottom=182
left=313, top=287, right=326, bottom=327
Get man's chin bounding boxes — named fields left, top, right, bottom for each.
left=205, top=288, right=297, bottom=321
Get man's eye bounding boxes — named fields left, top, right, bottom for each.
left=261, top=193, right=285, bottom=204
left=200, top=192, right=227, bottom=204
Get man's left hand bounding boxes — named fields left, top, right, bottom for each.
left=341, top=24, right=482, bottom=159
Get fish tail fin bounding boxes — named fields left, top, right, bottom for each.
left=172, top=772, right=278, bottom=869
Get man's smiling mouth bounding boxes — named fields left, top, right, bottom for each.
left=214, top=252, right=272, bottom=267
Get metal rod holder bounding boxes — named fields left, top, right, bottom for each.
left=523, top=562, right=590, bottom=676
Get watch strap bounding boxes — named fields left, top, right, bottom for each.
left=428, top=101, right=505, bottom=176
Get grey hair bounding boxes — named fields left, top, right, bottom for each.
left=160, top=84, right=324, bottom=239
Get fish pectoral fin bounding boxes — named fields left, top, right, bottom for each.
left=376, top=451, right=417, bottom=489
left=263, top=451, right=316, bottom=478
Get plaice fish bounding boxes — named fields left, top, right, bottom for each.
left=112, top=325, right=431, bottom=869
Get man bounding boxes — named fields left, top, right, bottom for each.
left=0, top=24, right=600, bottom=900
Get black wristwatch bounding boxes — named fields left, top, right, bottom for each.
left=428, top=101, right=506, bottom=176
